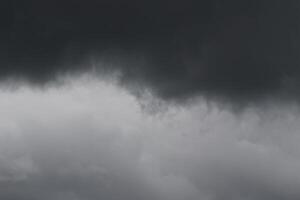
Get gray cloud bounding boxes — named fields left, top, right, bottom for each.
left=0, top=77, right=299, bottom=200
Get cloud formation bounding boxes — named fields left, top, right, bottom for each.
left=0, top=76, right=300, bottom=200
left=1, top=2, right=300, bottom=198
left=1, top=0, right=300, bottom=103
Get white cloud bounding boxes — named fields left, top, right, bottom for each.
left=0, top=75, right=299, bottom=200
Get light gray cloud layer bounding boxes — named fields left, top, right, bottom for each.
left=0, top=76, right=299, bottom=200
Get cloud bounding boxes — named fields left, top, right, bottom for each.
left=0, top=76, right=299, bottom=199
left=1, top=0, right=300, bottom=104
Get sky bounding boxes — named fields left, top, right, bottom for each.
left=1, top=0, right=300, bottom=200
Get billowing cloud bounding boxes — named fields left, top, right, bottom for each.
left=1, top=0, right=300, bottom=103
left=0, top=76, right=299, bottom=200
left=1, top=2, right=300, bottom=198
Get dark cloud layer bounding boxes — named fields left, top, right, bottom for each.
left=1, top=0, right=300, bottom=102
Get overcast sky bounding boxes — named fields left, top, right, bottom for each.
left=1, top=1, right=300, bottom=200
left=0, top=75, right=298, bottom=200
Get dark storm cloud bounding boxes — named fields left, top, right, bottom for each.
left=1, top=0, right=300, bottom=102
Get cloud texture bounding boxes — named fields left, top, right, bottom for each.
left=1, top=1, right=300, bottom=199
left=0, top=76, right=300, bottom=200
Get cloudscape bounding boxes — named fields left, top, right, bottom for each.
left=0, top=1, right=300, bottom=200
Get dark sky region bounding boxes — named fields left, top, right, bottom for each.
left=0, top=1, right=300, bottom=200
left=1, top=0, right=300, bottom=103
